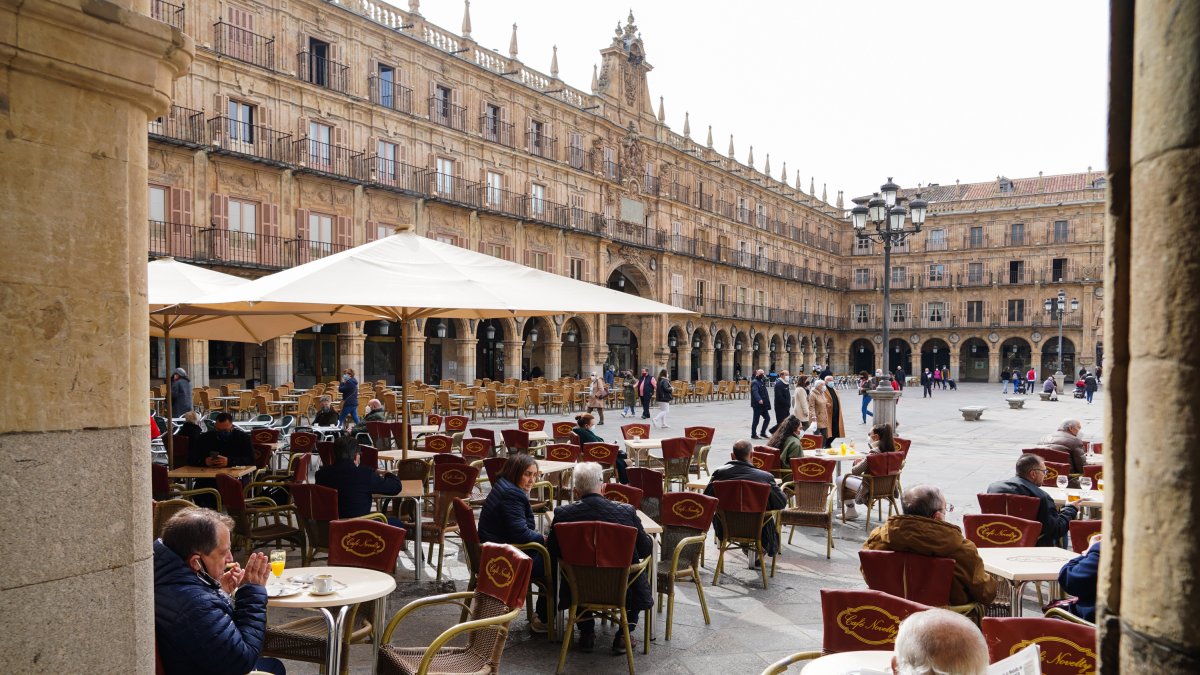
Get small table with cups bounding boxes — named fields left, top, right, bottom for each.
left=265, top=565, right=396, bottom=674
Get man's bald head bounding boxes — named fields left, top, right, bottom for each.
left=893, top=609, right=988, bottom=675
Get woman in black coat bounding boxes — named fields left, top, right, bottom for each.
left=478, top=454, right=549, bottom=628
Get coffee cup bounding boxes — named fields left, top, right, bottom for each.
left=313, top=574, right=335, bottom=594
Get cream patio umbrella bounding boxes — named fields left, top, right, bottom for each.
left=180, top=229, right=694, bottom=452
left=149, top=257, right=383, bottom=464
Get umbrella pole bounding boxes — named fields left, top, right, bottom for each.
left=164, top=327, right=174, bottom=469
left=401, top=317, right=409, bottom=458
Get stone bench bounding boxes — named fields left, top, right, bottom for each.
left=959, top=406, right=986, bottom=421
left=1038, top=392, right=1055, bottom=401
left=1006, top=398, right=1026, bottom=409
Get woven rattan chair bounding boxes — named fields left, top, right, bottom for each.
left=982, top=617, right=1097, bottom=675
left=415, top=463, right=479, bottom=580
left=620, top=423, right=650, bottom=440
left=963, top=514, right=1042, bottom=548
left=1069, top=519, right=1102, bottom=553
left=291, top=483, right=340, bottom=565
left=779, top=457, right=836, bottom=558
left=152, top=498, right=206, bottom=539
left=554, top=521, right=650, bottom=675
left=582, top=442, right=619, bottom=482
left=603, top=483, right=645, bottom=510
left=682, top=426, right=715, bottom=477
left=711, top=479, right=779, bottom=589
left=859, top=550, right=978, bottom=617
left=977, top=492, right=1041, bottom=520
left=845, top=452, right=904, bottom=531
left=500, top=429, right=530, bottom=455
left=150, top=463, right=220, bottom=504
left=660, top=437, right=696, bottom=491
left=215, top=474, right=303, bottom=555
left=377, top=543, right=532, bottom=675
left=262, top=518, right=404, bottom=674
left=460, top=437, right=491, bottom=462
left=657, top=492, right=718, bottom=640
left=551, top=421, right=576, bottom=442
left=626, top=468, right=664, bottom=521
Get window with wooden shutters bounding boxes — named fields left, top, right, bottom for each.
left=854, top=267, right=871, bottom=287
left=854, top=304, right=870, bottom=324
left=1007, top=299, right=1025, bottom=323
left=928, top=263, right=945, bottom=282
left=568, top=257, right=585, bottom=281
left=891, top=265, right=907, bottom=286
left=228, top=100, right=255, bottom=148
left=965, top=300, right=984, bottom=323
left=259, top=203, right=280, bottom=266
left=227, top=198, right=258, bottom=261
left=209, top=194, right=230, bottom=259
left=307, top=121, right=332, bottom=168
left=377, top=140, right=399, bottom=186
left=148, top=186, right=169, bottom=255
left=303, top=211, right=333, bottom=262
left=334, top=215, right=352, bottom=251
left=890, top=303, right=908, bottom=323
left=529, top=183, right=546, bottom=218
left=568, top=132, right=584, bottom=169
left=435, top=157, right=454, bottom=196
left=967, top=262, right=984, bottom=284
left=167, top=187, right=193, bottom=258
left=927, top=301, right=946, bottom=323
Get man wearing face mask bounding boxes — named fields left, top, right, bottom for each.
left=154, top=508, right=283, bottom=675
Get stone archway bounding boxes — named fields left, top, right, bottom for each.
left=521, top=316, right=554, bottom=379
left=1000, top=337, right=1033, bottom=376
left=476, top=318, right=511, bottom=381
left=888, top=338, right=913, bottom=377
left=959, top=338, right=990, bottom=382
left=1041, top=336, right=1077, bottom=378
left=560, top=316, right=590, bottom=379
left=713, top=329, right=730, bottom=381
left=920, top=338, right=951, bottom=372
left=733, top=330, right=751, bottom=379
left=851, top=338, right=876, bottom=374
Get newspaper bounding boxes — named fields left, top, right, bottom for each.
left=988, top=644, right=1042, bottom=675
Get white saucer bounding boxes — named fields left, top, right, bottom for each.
left=267, top=585, right=302, bottom=598
left=308, top=588, right=338, bottom=596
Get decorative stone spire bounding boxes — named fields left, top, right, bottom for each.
left=683, top=111, right=690, bottom=138
left=836, top=190, right=844, bottom=209
left=508, top=23, right=518, bottom=59
left=408, top=0, right=420, bottom=15
left=809, top=177, right=816, bottom=195
left=728, top=134, right=735, bottom=158
left=590, top=64, right=598, bottom=92
left=657, top=96, right=665, bottom=122
left=796, top=170, right=802, bottom=191
left=747, top=145, right=754, bottom=168
left=550, top=45, right=559, bottom=78
left=764, top=153, right=771, bottom=176
left=706, top=125, right=713, bottom=148
left=821, top=183, right=828, bottom=203
left=781, top=161, right=787, bottom=183
left=461, top=0, right=471, bottom=37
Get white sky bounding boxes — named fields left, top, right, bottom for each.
left=407, top=0, right=1109, bottom=200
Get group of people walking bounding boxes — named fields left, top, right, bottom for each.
left=749, top=369, right=845, bottom=448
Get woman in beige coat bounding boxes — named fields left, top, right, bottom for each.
left=586, top=373, right=608, bottom=425
left=809, top=380, right=832, bottom=447
left=792, top=375, right=812, bottom=426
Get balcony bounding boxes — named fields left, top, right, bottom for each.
left=567, top=146, right=586, bottom=170
left=149, top=221, right=322, bottom=270
left=668, top=182, right=690, bottom=204
left=957, top=270, right=993, bottom=287
left=151, top=0, right=185, bottom=30
left=526, top=132, right=557, bottom=160
left=641, top=176, right=660, bottom=196
left=769, top=219, right=788, bottom=236
left=716, top=200, right=734, bottom=219
left=214, top=21, right=274, bottom=70
left=297, top=52, right=350, bottom=94
left=608, top=219, right=666, bottom=248
left=998, top=271, right=1031, bottom=286
left=1003, top=232, right=1029, bottom=247
left=427, top=98, right=467, bottom=131
left=526, top=199, right=578, bottom=229
left=479, top=116, right=515, bottom=147
left=477, top=185, right=525, bottom=218
left=368, top=156, right=421, bottom=194
left=925, top=239, right=948, bottom=252
left=292, top=137, right=365, bottom=181
left=696, top=192, right=714, bottom=212
left=149, top=105, right=206, bottom=146
left=735, top=207, right=751, bottom=224
left=369, top=76, right=413, bottom=115
left=963, top=233, right=989, bottom=249
left=602, top=159, right=621, bottom=182
left=207, top=116, right=293, bottom=164
left=290, top=238, right=351, bottom=266
left=921, top=274, right=951, bottom=289
left=851, top=277, right=877, bottom=290
left=420, top=171, right=481, bottom=209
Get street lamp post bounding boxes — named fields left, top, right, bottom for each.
left=1043, top=289, right=1079, bottom=390
left=850, top=178, right=928, bottom=382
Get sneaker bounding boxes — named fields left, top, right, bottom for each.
left=577, top=631, right=595, bottom=652
left=662, top=424, right=671, bottom=429
left=530, top=616, right=548, bottom=634
left=843, top=505, right=860, bottom=521
left=612, top=632, right=636, bottom=655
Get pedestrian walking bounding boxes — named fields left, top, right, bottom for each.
left=636, top=368, right=655, bottom=419
left=621, top=371, right=637, bottom=418
left=652, top=369, right=673, bottom=428
left=1001, top=369, right=1011, bottom=393
left=932, top=367, right=942, bottom=390
left=894, top=366, right=905, bottom=390
left=586, top=372, right=607, bottom=425
left=337, top=368, right=360, bottom=428
left=769, top=370, right=792, bottom=433
left=1084, top=371, right=1098, bottom=404
left=1026, top=367, right=1037, bottom=394
left=1011, top=370, right=1023, bottom=394
left=750, top=369, right=771, bottom=439
left=921, top=368, right=933, bottom=398
left=941, top=366, right=950, bottom=389
left=858, top=371, right=875, bottom=424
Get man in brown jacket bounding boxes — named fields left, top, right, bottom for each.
left=862, top=485, right=997, bottom=606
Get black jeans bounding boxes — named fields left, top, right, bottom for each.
left=640, top=396, right=652, bottom=418
left=752, top=407, right=770, bottom=436
left=923, top=384, right=932, bottom=398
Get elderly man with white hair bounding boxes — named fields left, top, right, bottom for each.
left=547, top=462, right=653, bottom=655
left=892, top=608, right=989, bottom=675
left=1041, top=418, right=1087, bottom=474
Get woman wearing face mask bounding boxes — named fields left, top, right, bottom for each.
left=153, top=508, right=283, bottom=675
left=337, top=368, right=359, bottom=429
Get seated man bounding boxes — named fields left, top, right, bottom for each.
left=1059, top=534, right=1101, bottom=622
left=176, top=410, right=204, bottom=444
left=548, top=462, right=652, bottom=655
left=154, top=508, right=284, bottom=675
left=987, top=453, right=1078, bottom=546
left=1041, top=418, right=1086, bottom=473
left=188, top=412, right=255, bottom=508
left=1043, top=375, right=1059, bottom=400
left=892, top=608, right=988, bottom=675
left=350, top=398, right=387, bottom=437
left=703, top=439, right=788, bottom=568
left=312, top=396, right=339, bottom=427
left=314, top=435, right=401, bottom=519
left=863, top=485, right=997, bottom=605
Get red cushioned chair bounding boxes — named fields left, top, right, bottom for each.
left=1026, top=446, right=1073, bottom=467
left=626, top=467, right=665, bottom=521
left=1042, top=461, right=1073, bottom=488
left=150, top=463, right=220, bottom=504
left=981, top=617, right=1097, bottom=675
left=416, top=463, right=480, bottom=580
left=251, top=427, right=280, bottom=445
left=1069, top=519, right=1103, bottom=554
left=893, top=437, right=913, bottom=453
left=553, top=521, right=650, bottom=674
left=426, top=413, right=443, bottom=429
left=621, top=423, right=650, bottom=440
left=858, top=550, right=978, bottom=617
left=365, top=420, right=392, bottom=449
left=292, top=483, right=341, bottom=565
left=711, top=479, right=778, bottom=589
left=583, top=442, right=619, bottom=467
left=963, top=514, right=1042, bottom=548
left=215, top=473, right=302, bottom=556
left=460, top=437, right=491, bottom=461
left=501, top=429, right=530, bottom=455
left=779, top=457, right=836, bottom=558
left=799, top=434, right=824, bottom=452
left=658, top=492, right=718, bottom=640
left=552, top=421, right=576, bottom=442
left=386, top=422, right=412, bottom=451
left=683, top=425, right=715, bottom=477
left=749, top=449, right=781, bottom=474
left=422, top=434, right=454, bottom=454
left=977, top=493, right=1042, bottom=521
left=468, top=427, right=497, bottom=450
left=1082, top=464, right=1103, bottom=484
left=316, top=441, right=335, bottom=468
left=847, top=452, right=905, bottom=531
left=444, top=414, right=469, bottom=434
left=603, top=482, right=645, bottom=511
left=660, top=437, right=696, bottom=491
left=517, top=417, right=545, bottom=432
left=544, top=443, right=582, bottom=463
left=1088, top=441, right=1103, bottom=455
left=377, top=543, right=533, bottom=675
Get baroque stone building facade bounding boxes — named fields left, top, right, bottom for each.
left=145, top=0, right=1103, bottom=388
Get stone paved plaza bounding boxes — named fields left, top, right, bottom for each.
left=276, top=382, right=1105, bottom=674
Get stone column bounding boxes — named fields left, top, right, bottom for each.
left=338, top=323, right=366, bottom=380
left=406, top=332, right=426, bottom=383
left=987, top=349, right=1001, bottom=383
left=676, top=344, right=692, bottom=381
left=503, top=340, right=524, bottom=380
left=181, top=338, right=209, bottom=387
left=266, top=335, right=294, bottom=386
left=542, top=339, right=563, bottom=380
left=0, top=3, right=192, bottom=671
left=721, top=348, right=736, bottom=382
left=1102, top=2, right=1200, bottom=671
left=948, top=349, right=960, bottom=383
left=455, top=338, right=477, bottom=383
left=584, top=342, right=604, bottom=378
left=698, top=347, right=715, bottom=382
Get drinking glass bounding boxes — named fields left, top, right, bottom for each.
left=1080, top=477, right=1093, bottom=492
left=1056, top=475, right=1069, bottom=490
left=1097, top=478, right=1105, bottom=492
left=269, top=549, right=286, bottom=584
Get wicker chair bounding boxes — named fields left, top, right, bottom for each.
left=710, top=479, right=779, bottom=589
left=657, top=492, right=718, bottom=640
left=150, top=463, right=220, bottom=504
left=422, top=434, right=454, bottom=454
left=582, top=442, right=619, bottom=482
left=291, top=483, right=340, bottom=565
left=977, top=492, right=1041, bottom=520
left=844, top=452, right=904, bottom=531
left=152, top=498, right=207, bottom=539
left=626, top=468, right=664, bottom=521
left=1069, top=519, right=1102, bottom=553
left=981, top=617, right=1097, bottom=675
left=620, top=423, right=650, bottom=440
left=660, top=437, right=696, bottom=491
left=551, top=421, right=576, bottom=443
left=779, top=457, right=836, bottom=558
left=603, top=483, right=645, bottom=510
left=262, top=518, right=404, bottom=674
left=500, top=429, right=530, bottom=454
left=682, top=426, right=715, bottom=477
left=963, top=514, right=1042, bottom=548
left=859, top=550, right=978, bottom=617
left=460, top=437, right=491, bottom=462
left=215, top=474, right=303, bottom=555
left=377, top=543, right=532, bottom=675
left=554, top=521, right=651, bottom=675
left=416, top=464, right=479, bottom=580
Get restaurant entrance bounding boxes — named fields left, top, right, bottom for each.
left=293, top=325, right=340, bottom=388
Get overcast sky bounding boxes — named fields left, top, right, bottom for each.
left=406, top=0, right=1109, bottom=200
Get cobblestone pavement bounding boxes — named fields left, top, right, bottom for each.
left=272, top=382, right=1105, bottom=674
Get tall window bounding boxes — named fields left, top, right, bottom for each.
left=308, top=121, right=331, bottom=167
left=483, top=103, right=500, bottom=141
left=569, top=192, right=584, bottom=226
left=435, top=84, right=451, bottom=120
left=968, top=226, right=984, bottom=248
left=308, top=212, right=332, bottom=244
left=307, top=37, right=330, bottom=87
left=529, top=183, right=546, bottom=217
left=1010, top=222, right=1025, bottom=245
left=696, top=279, right=706, bottom=299
left=529, top=119, right=545, bottom=155
left=568, top=132, right=584, bottom=169
left=928, top=264, right=945, bottom=282
left=529, top=251, right=547, bottom=271
left=854, top=268, right=871, bottom=285
left=854, top=304, right=870, bottom=324
left=148, top=186, right=167, bottom=222
left=486, top=171, right=503, bottom=207
left=1053, top=220, right=1070, bottom=243
left=377, top=64, right=395, bottom=107
left=228, top=198, right=257, bottom=244
left=227, top=100, right=254, bottom=144
left=568, top=258, right=584, bottom=280
left=967, top=262, right=984, bottom=283
left=1052, top=257, right=1068, bottom=282
left=891, top=265, right=907, bottom=285
left=891, top=303, right=908, bottom=323
left=966, top=300, right=984, bottom=323
left=855, top=237, right=871, bottom=253
left=928, top=228, right=945, bottom=248
left=1007, top=299, right=1025, bottom=322
left=435, top=157, right=454, bottom=195
left=1009, top=260, right=1025, bottom=284
left=376, top=140, right=398, bottom=183
left=927, top=302, right=946, bottom=322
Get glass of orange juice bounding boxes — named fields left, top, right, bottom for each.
left=269, top=549, right=286, bottom=584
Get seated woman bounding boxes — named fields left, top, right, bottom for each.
left=478, top=453, right=549, bottom=633
left=1059, top=534, right=1101, bottom=623
left=766, top=414, right=806, bottom=464
left=176, top=410, right=204, bottom=443
left=839, top=422, right=897, bottom=520
left=573, top=413, right=627, bottom=483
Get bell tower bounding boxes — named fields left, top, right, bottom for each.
left=593, top=12, right=656, bottom=127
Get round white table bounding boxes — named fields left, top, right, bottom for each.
left=266, top=566, right=396, bottom=674
left=801, top=650, right=894, bottom=674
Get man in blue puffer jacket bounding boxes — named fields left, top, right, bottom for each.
left=154, top=508, right=284, bottom=675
